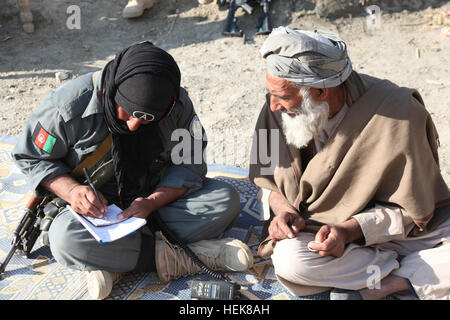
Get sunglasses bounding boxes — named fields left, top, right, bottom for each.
left=127, top=93, right=178, bottom=123
left=158, top=95, right=177, bottom=122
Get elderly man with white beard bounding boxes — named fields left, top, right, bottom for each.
left=249, top=27, right=450, bottom=300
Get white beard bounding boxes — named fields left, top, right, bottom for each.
left=281, top=87, right=330, bottom=149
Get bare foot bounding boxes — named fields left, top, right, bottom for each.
left=359, top=275, right=410, bottom=300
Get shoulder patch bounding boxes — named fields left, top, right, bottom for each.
left=189, top=115, right=203, bottom=140
left=32, top=122, right=56, bottom=153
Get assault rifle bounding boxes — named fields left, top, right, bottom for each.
left=220, top=0, right=272, bottom=37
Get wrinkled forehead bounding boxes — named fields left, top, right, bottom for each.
left=265, top=71, right=301, bottom=92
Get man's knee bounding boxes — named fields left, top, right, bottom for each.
left=205, top=178, right=240, bottom=216
left=48, top=210, right=90, bottom=270
left=222, top=182, right=240, bottom=223
left=159, top=178, right=241, bottom=243
left=272, top=233, right=326, bottom=283
left=192, top=178, right=241, bottom=228
left=205, top=179, right=241, bottom=233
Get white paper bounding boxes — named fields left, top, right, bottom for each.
left=67, top=204, right=147, bottom=243
left=83, top=204, right=128, bottom=227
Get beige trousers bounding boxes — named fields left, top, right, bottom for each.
left=272, top=218, right=450, bottom=300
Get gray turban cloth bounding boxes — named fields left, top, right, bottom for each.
left=259, top=27, right=353, bottom=88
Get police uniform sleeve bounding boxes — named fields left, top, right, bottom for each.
left=156, top=88, right=207, bottom=194
left=11, top=91, right=72, bottom=197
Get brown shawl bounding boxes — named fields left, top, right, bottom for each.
left=250, top=71, right=450, bottom=257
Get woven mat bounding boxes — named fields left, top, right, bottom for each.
left=0, top=135, right=329, bottom=300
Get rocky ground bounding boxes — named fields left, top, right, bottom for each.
left=0, top=0, right=449, bottom=186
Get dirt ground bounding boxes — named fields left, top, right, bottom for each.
left=1, top=0, right=449, bottom=186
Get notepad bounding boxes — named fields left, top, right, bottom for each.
left=83, top=204, right=128, bottom=227
left=67, top=204, right=147, bottom=243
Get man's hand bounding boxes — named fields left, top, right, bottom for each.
left=308, top=225, right=347, bottom=257
left=68, top=185, right=108, bottom=218
left=117, top=186, right=187, bottom=220
left=267, top=190, right=305, bottom=241
left=308, top=218, right=363, bottom=257
left=118, top=197, right=153, bottom=220
left=41, top=173, right=108, bottom=218
left=269, top=211, right=305, bottom=241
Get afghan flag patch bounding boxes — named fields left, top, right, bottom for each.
left=33, top=122, right=56, bottom=153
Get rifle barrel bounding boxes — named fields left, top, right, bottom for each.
left=0, top=244, right=19, bottom=275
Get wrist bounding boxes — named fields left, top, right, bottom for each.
left=67, top=183, right=80, bottom=196
left=338, top=218, right=363, bottom=244
left=42, top=174, right=80, bottom=203
left=269, top=192, right=297, bottom=216
left=142, top=197, right=156, bottom=213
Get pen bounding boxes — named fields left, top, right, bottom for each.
left=83, top=167, right=100, bottom=201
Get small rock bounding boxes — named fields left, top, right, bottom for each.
left=55, top=72, right=72, bottom=82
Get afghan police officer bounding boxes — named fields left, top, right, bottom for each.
left=12, top=42, right=253, bottom=299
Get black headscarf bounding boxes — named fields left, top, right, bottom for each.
left=100, top=41, right=181, bottom=208
left=101, top=41, right=181, bottom=135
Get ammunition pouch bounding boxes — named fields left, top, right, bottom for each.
left=40, top=197, right=67, bottom=246
left=40, top=198, right=67, bottom=231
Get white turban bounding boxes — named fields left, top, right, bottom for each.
left=260, top=27, right=352, bottom=88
